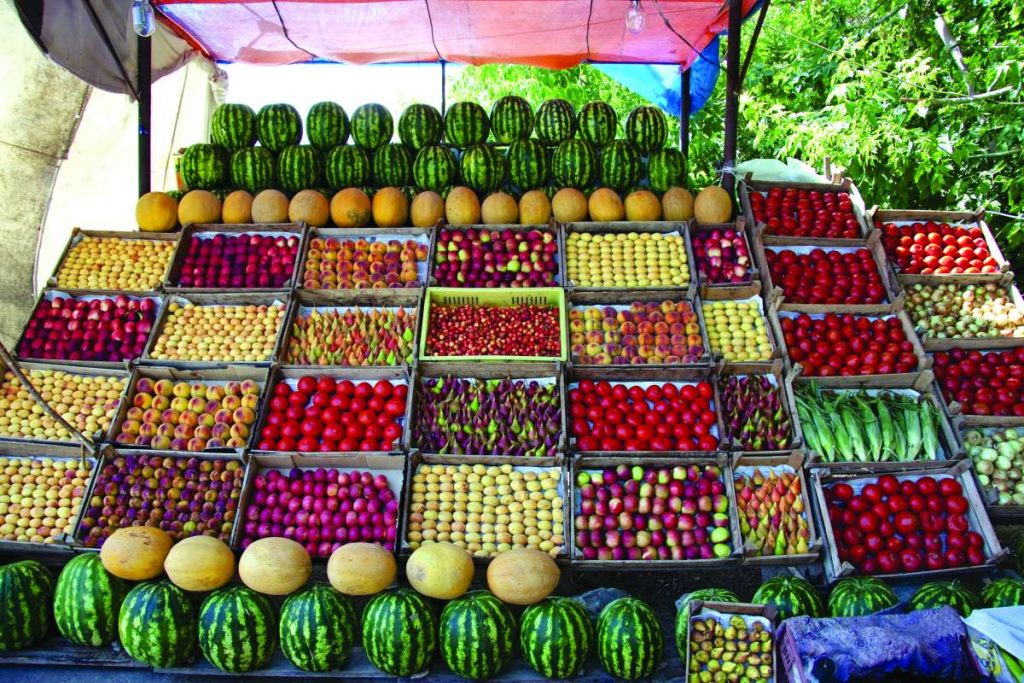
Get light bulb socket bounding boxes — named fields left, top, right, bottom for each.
left=626, top=0, right=646, bottom=35
left=132, top=0, right=156, bottom=38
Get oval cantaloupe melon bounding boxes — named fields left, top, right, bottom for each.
left=327, top=542, right=397, bottom=596
left=163, top=535, right=236, bottom=592
left=481, top=192, right=518, bottom=224
left=406, top=542, right=474, bottom=600
left=588, top=188, right=625, bottom=222
left=238, top=537, right=311, bottom=596
left=694, top=186, right=732, bottom=223
left=661, top=186, right=695, bottom=221
left=221, top=190, right=254, bottom=224
left=372, top=187, right=409, bottom=228
left=251, top=189, right=290, bottom=223
left=624, top=190, right=662, bottom=221
left=411, top=191, right=445, bottom=227
left=551, top=188, right=588, bottom=223
left=330, top=188, right=372, bottom=228
left=519, top=190, right=552, bottom=225
left=178, top=190, right=222, bottom=225
left=289, top=189, right=330, bottom=227
left=136, top=192, right=179, bottom=232
left=100, top=526, right=173, bottom=581
left=486, top=548, right=560, bottom=605
left=445, top=186, right=481, bottom=226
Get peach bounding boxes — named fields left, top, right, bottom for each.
left=205, top=385, right=226, bottom=402
left=186, top=438, right=207, bottom=452
left=594, top=353, right=612, bottom=365
left=229, top=423, right=250, bottom=440
left=415, top=245, right=429, bottom=260
left=174, top=424, right=195, bottom=440
left=222, top=396, right=241, bottom=412
left=198, top=413, right=216, bottom=429
left=187, top=397, right=207, bottom=414
left=232, top=407, right=255, bottom=424
left=138, top=422, right=158, bottom=439
left=121, top=420, right=142, bottom=436
left=571, top=343, right=585, bottom=355
left=664, top=311, right=681, bottom=324
left=214, top=409, right=233, bottom=425
left=616, top=310, right=633, bottom=324
left=194, top=425, right=213, bottom=441
left=631, top=356, right=647, bottom=364
left=224, top=382, right=242, bottom=396
left=114, top=432, right=135, bottom=445
left=153, top=379, right=174, bottom=397
left=604, top=330, right=622, bottom=345
left=169, top=397, right=187, bottom=413
left=240, top=394, right=259, bottom=411
left=654, top=321, right=670, bottom=335
left=672, top=344, right=689, bottom=357
left=620, top=321, right=638, bottom=336
left=621, top=334, right=637, bottom=348
left=569, top=318, right=585, bottom=333
left=655, top=334, right=670, bottom=346
left=670, top=323, right=686, bottom=336
left=161, top=409, right=181, bottom=424
left=170, top=438, right=188, bottom=451
left=637, top=321, right=654, bottom=335
left=638, top=345, right=655, bottom=358
left=585, top=343, right=602, bottom=357
left=125, top=407, right=145, bottom=422
left=152, top=395, right=171, bottom=412
left=172, top=382, right=191, bottom=398
left=637, top=333, right=655, bottom=346
left=178, top=411, right=199, bottom=428
left=240, top=380, right=260, bottom=396
left=211, top=423, right=231, bottom=439
left=142, top=408, right=162, bottom=424
left=133, top=393, right=153, bottom=409
left=135, top=378, right=155, bottom=394
left=649, top=311, right=664, bottom=324
left=150, top=435, right=172, bottom=450
left=226, top=436, right=246, bottom=448
left=661, top=300, right=675, bottom=314
left=156, top=423, right=175, bottom=438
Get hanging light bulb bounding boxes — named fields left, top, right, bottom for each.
left=131, top=0, right=156, bottom=38
left=625, top=0, right=646, bottom=34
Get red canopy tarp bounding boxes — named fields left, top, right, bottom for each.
left=155, top=0, right=757, bottom=68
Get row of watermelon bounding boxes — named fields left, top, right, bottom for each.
left=211, top=98, right=669, bottom=154
left=180, top=136, right=685, bottom=197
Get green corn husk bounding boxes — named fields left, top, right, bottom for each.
left=858, top=396, right=882, bottom=462
left=828, top=397, right=854, bottom=461
left=903, top=406, right=922, bottom=461
left=920, top=399, right=940, bottom=460
left=876, top=396, right=896, bottom=462
left=840, top=401, right=869, bottom=462
left=795, top=398, right=824, bottom=457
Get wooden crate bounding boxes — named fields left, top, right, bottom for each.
left=931, top=348, right=1024, bottom=428
left=739, top=174, right=873, bottom=245
left=909, top=282, right=1024, bottom=352
left=689, top=217, right=762, bottom=298
left=685, top=601, right=779, bottom=683
left=46, top=228, right=180, bottom=293
left=296, top=227, right=434, bottom=293
left=717, top=360, right=803, bottom=455
left=701, top=290, right=783, bottom=375
left=430, top=224, right=565, bottom=288
left=954, top=421, right=1024, bottom=524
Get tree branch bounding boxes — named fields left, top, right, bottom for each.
left=900, top=86, right=1013, bottom=103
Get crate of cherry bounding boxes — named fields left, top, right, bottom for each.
left=739, top=176, right=872, bottom=243
left=810, top=460, right=1007, bottom=583
left=931, top=347, right=1024, bottom=427
left=234, top=453, right=403, bottom=557
left=251, top=367, right=410, bottom=456
left=163, top=224, right=305, bottom=292
left=297, top=227, right=432, bottom=293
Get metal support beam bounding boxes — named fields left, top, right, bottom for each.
left=722, top=0, right=742, bottom=196
left=680, top=67, right=691, bottom=182
left=138, top=33, right=152, bottom=196
left=440, top=60, right=447, bottom=114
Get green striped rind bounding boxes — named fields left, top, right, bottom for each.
left=277, top=145, right=322, bottom=194
left=490, top=96, right=534, bottom=143
left=399, top=104, right=443, bottom=150
left=647, top=148, right=686, bottom=194
left=230, top=147, right=276, bottom=194
left=597, top=597, right=662, bottom=681
left=552, top=138, right=598, bottom=189
left=413, top=145, right=458, bottom=193
left=440, top=590, right=515, bottom=681
left=279, top=582, right=355, bottom=672
left=444, top=102, right=490, bottom=148
left=198, top=585, right=277, bottom=673
left=351, top=103, right=394, bottom=150
left=626, top=106, right=668, bottom=154
left=256, top=103, right=302, bottom=152
left=674, top=588, right=739, bottom=658
left=600, top=139, right=643, bottom=191
left=362, top=588, right=437, bottom=676
left=307, top=102, right=350, bottom=150
left=211, top=103, right=257, bottom=150
left=54, top=554, right=129, bottom=647
left=520, top=596, right=593, bottom=679
left=167, top=190, right=185, bottom=201
left=507, top=139, right=551, bottom=190
left=399, top=185, right=417, bottom=203
left=827, top=577, right=898, bottom=618
left=460, top=144, right=506, bottom=194
left=0, top=560, right=53, bottom=651
left=981, top=578, right=1024, bottom=608
left=180, top=143, right=229, bottom=190
left=578, top=102, right=618, bottom=147
left=534, top=99, right=577, bottom=146
left=118, top=580, right=197, bottom=668
left=910, top=581, right=979, bottom=617
left=752, top=576, right=824, bottom=621
left=325, top=145, right=371, bottom=190
left=373, top=143, right=414, bottom=188
left=211, top=188, right=232, bottom=201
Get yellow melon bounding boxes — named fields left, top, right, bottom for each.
left=486, top=548, right=560, bottom=605
left=251, top=189, right=290, bottom=223
left=372, top=187, right=410, bottom=228
left=163, top=535, right=235, bottom=592
left=588, top=188, right=625, bottom=222
left=481, top=192, right=519, bottom=224
left=406, top=542, right=474, bottom=600
left=661, top=186, right=695, bottom=221
left=694, top=186, right=733, bottom=223
left=177, top=190, right=222, bottom=226
left=519, top=190, right=552, bottom=225
left=136, top=192, right=179, bottom=232
left=221, top=190, right=254, bottom=224
left=551, top=188, right=588, bottom=223
left=327, top=542, right=397, bottom=596
left=445, top=186, right=481, bottom=226
left=625, top=190, right=663, bottom=221
left=238, top=537, right=311, bottom=595
left=99, top=526, right=173, bottom=581
left=330, top=188, right=372, bottom=228
left=411, top=191, right=445, bottom=227
left=289, top=189, right=330, bottom=227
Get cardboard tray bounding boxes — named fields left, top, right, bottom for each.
left=685, top=601, right=779, bottom=683
left=701, top=291, right=783, bottom=374
left=717, top=360, right=803, bottom=456
left=430, top=223, right=566, bottom=288
left=296, top=227, right=435, bottom=295
left=689, top=217, right=761, bottom=296
left=909, top=282, right=1024, bottom=352
left=46, top=228, right=180, bottom=294
left=739, top=174, right=873, bottom=245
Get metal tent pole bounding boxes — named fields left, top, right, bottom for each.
left=680, top=67, right=692, bottom=182
left=440, top=60, right=447, bottom=114
left=138, top=32, right=152, bottom=196
left=722, top=0, right=742, bottom=195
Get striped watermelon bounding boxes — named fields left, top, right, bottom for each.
left=828, top=577, right=898, bottom=617
left=167, top=189, right=185, bottom=201
left=552, top=138, right=598, bottom=189
left=535, top=99, right=577, bottom=146
left=647, top=148, right=686, bottom=194
left=279, top=582, right=355, bottom=672
left=256, top=103, right=302, bottom=152
left=507, top=139, right=551, bottom=190
left=362, top=588, right=437, bottom=676
left=520, top=596, right=593, bottom=679
left=198, top=586, right=277, bottom=673
left=0, top=560, right=53, bottom=651
left=674, top=588, right=739, bottom=658
left=373, top=143, right=413, bottom=187
left=490, top=96, right=534, bottom=143
left=460, top=144, right=506, bottom=194
left=307, top=102, right=350, bottom=150
left=910, top=581, right=979, bottom=617
left=278, top=145, right=321, bottom=194
left=230, top=147, right=276, bottom=194
left=210, top=103, right=257, bottom=150
left=626, top=106, right=668, bottom=154
left=54, top=554, right=129, bottom=647
left=118, top=580, right=197, bottom=668
left=444, top=101, right=490, bottom=148
left=600, top=139, right=643, bottom=191
left=351, top=103, right=394, bottom=149
left=440, top=590, right=515, bottom=681
left=579, top=101, right=618, bottom=147
left=752, top=576, right=825, bottom=620
left=597, top=597, right=662, bottom=680
left=981, top=578, right=1024, bottom=608
left=398, top=185, right=417, bottom=203
left=325, top=145, right=370, bottom=190
left=211, top=188, right=232, bottom=201
left=413, top=145, right=458, bottom=193
left=180, top=143, right=228, bottom=190
left=399, top=104, right=443, bottom=150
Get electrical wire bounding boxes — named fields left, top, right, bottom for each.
left=650, top=0, right=726, bottom=72
left=270, top=0, right=315, bottom=60
left=424, top=0, right=443, bottom=61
